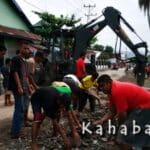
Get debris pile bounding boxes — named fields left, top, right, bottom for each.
left=1, top=93, right=120, bottom=150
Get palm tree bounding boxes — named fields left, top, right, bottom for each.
left=138, top=0, right=150, bottom=27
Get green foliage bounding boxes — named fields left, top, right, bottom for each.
left=127, top=57, right=136, bottom=62
left=33, top=11, right=81, bottom=40
left=138, top=0, right=150, bottom=14
left=89, top=37, right=98, bottom=47
left=93, top=44, right=104, bottom=51
left=96, top=44, right=114, bottom=59
left=100, top=52, right=110, bottom=59
left=104, top=45, right=113, bottom=54
left=138, top=0, right=150, bottom=28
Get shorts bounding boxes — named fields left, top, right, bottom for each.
left=30, top=87, right=60, bottom=121
left=117, top=109, right=150, bottom=147
left=30, top=91, right=43, bottom=122
left=34, top=112, right=45, bottom=122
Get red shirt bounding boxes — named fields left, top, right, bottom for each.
left=109, top=81, right=150, bottom=113
left=76, top=57, right=85, bottom=79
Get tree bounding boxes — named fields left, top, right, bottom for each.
left=98, top=45, right=114, bottom=59
left=104, top=45, right=113, bottom=57
left=93, top=44, right=104, bottom=51
left=138, top=0, right=150, bottom=28
left=33, top=11, right=81, bottom=46
left=88, top=37, right=98, bottom=47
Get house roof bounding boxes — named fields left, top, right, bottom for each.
left=0, top=0, right=41, bottom=41
left=8, top=0, right=33, bottom=30
left=0, top=25, right=41, bottom=41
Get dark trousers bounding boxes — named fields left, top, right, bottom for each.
left=78, top=89, right=95, bottom=112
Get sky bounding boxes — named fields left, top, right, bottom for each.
left=15, top=0, right=150, bottom=55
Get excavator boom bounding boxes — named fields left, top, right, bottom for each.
left=49, top=7, right=147, bottom=86
left=73, top=6, right=148, bottom=86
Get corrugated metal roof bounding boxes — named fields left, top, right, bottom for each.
left=0, top=25, right=41, bottom=41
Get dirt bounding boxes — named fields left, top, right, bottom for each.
left=0, top=69, right=149, bottom=150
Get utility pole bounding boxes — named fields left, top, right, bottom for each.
left=84, top=4, right=97, bottom=22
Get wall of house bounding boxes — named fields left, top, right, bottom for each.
left=4, top=38, right=19, bottom=58
left=0, top=0, right=30, bottom=31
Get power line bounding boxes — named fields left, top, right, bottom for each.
left=84, top=4, right=97, bottom=22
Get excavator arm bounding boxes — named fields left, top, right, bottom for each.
left=73, top=19, right=106, bottom=59
left=102, top=7, right=147, bottom=60
left=73, top=6, right=148, bottom=86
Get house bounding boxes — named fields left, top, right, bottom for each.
left=0, top=0, right=41, bottom=61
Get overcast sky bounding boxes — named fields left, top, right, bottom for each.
left=16, top=0, right=150, bottom=54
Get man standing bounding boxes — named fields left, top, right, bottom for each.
left=27, top=51, right=44, bottom=90
left=94, top=74, right=150, bottom=150
left=9, top=42, right=32, bottom=138
left=76, top=52, right=86, bottom=81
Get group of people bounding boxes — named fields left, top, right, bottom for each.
left=0, top=44, right=150, bottom=150
left=30, top=52, right=99, bottom=149
left=30, top=52, right=150, bottom=150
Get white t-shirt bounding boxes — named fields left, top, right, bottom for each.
left=84, top=57, right=91, bottom=63
left=63, top=74, right=81, bottom=86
